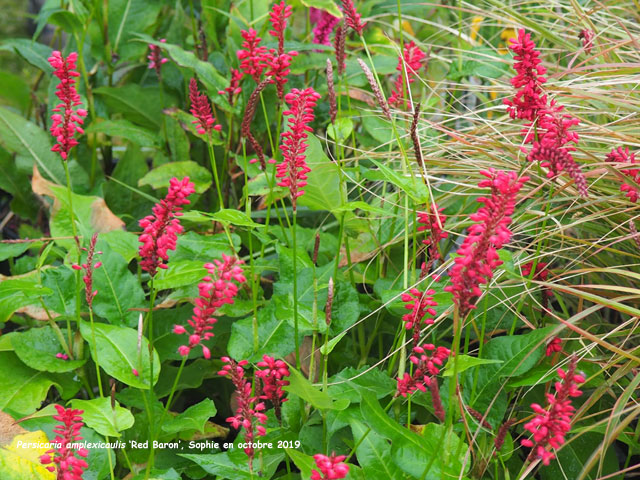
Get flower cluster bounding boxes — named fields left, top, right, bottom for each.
left=255, top=355, right=290, bottom=421
left=546, top=337, right=563, bottom=357
left=48, top=51, right=87, bottom=160
left=579, top=29, right=594, bottom=54
left=341, top=0, right=366, bottom=36
left=138, top=177, right=195, bottom=276
left=276, top=87, right=321, bottom=210
left=606, top=146, right=639, bottom=203
left=40, top=405, right=89, bottom=479
left=417, top=203, right=448, bottom=275
left=173, top=256, right=246, bottom=358
left=445, top=170, right=527, bottom=316
left=503, top=29, right=547, bottom=121
left=401, top=288, right=437, bottom=347
left=237, top=29, right=269, bottom=82
left=218, top=357, right=267, bottom=468
left=388, top=41, right=427, bottom=109
left=147, top=39, right=168, bottom=77
left=189, top=78, right=221, bottom=135
left=521, top=356, right=585, bottom=465
left=218, top=68, right=243, bottom=105
left=71, top=233, right=102, bottom=307
left=311, top=8, right=340, bottom=46
left=266, top=1, right=298, bottom=100
left=311, top=453, right=350, bottom=480
left=396, top=344, right=450, bottom=397
left=505, top=30, right=588, bottom=197
left=334, top=23, right=346, bottom=75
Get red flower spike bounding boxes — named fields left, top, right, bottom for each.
left=546, top=337, right=562, bottom=357
left=48, top=51, right=87, bottom=160
left=334, top=22, right=346, bottom=75
left=218, top=357, right=268, bottom=469
left=417, top=203, right=448, bottom=275
left=311, top=8, right=340, bottom=46
left=265, top=50, right=299, bottom=101
left=174, top=256, right=246, bottom=358
left=147, top=39, right=168, bottom=77
left=389, top=41, right=426, bottom=109
left=218, top=68, right=243, bottom=105
left=520, top=355, right=585, bottom=465
left=503, top=29, right=547, bottom=121
left=444, top=170, right=528, bottom=316
left=237, top=28, right=269, bottom=82
left=606, top=146, right=639, bottom=203
left=276, top=87, right=321, bottom=211
left=255, top=355, right=290, bottom=421
left=72, top=233, right=102, bottom=307
left=401, top=288, right=437, bottom=347
left=189, top=78, right=221, bottom=135
left=340, top=0, right=366, bottom=36
left=39, top=405, right=89, bottom=479
left=311, top=453, right=350, bottom=480
left=396, top=344, right=451, bottom=397
left=269, top=1, right=293, bottom=56
left=138, top=177, right=195, bottom=276
left=578, top=29, right=594, bottom=54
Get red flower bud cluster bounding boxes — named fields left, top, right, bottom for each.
left=218, top=357, right=268, bottom=468
left=311, top=8, right=340, bottom=46
left=389, top=41, right=426, bottom=109
left=417, top=203, right=447, bottom=275
left=578, top=29, right=594, bottom=54
left=545, top=337, right=562, bottom=357
left=48, top=51, right=87, bottom=160
left=40, top=405, right=89, bottom=479
left=341, top=0, right=366, bottom=36
left=71, top=233, right=102, bottom=307
left=174, top=256, right=246, bottom=359
left=147, top=39, right=168, bottom=77
left=266, top=1, right=298, bottom=100
left=311, top=453, right=350, bottom=480
left=138, top=177, right=195, bottom=276
left=401, top=288, right=437, bottom=347
left=218, top=68, right=243, bottom=105
left=521, top=356, right=585, bottom=465
left=277, top=87, right=321, bottom=210
left=189, top=78, right=222, bottom=135
left=396, top=344, right=450, bottom=397
left=255, top=355, right=290, bottom=420
left=605, top=146, right=639, bottom=203
left=445, top=170, right=527, bottom=316
left=237, top=29, right=269, bottom=82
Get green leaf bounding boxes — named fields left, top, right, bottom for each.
left=70, top=398, right=135, bottom=437
left=11, top=327, right=86, bottom=373
left=328, top=366, right=396, bottom=404
left=162, top=399, right=217, bottom=435
left=0, top=352, right=58, bottom=416
left=92, top=241, right=145, bottom=326
left=139, top=160, right=212, bottom=194
left=41, top=267, right=77, bottom=317
left=0, top=107, right=62, bottom=184
left=101, top=230, right=140, bottom=263
left=94, top=85, right=164, bottom=128
left=448, top=47, right=510, bottom=80
left=327, top=118, right=353, bottom=142
left=299, top=0, right=342, bottom=17
left=298, top=134, right=345, bottom=212
left=0, top=242, right=31, bottom=262
left=0, top=39, right=52, bottom=72
left=212, top=209, right=262, bottom=228
left=320, top=331, right=347, bottom=355
left=365, top=159, right=427, bottom=203
left=109, top=0, right=162, bottom=61
left=0, top=277, right=52, bottom=322
left=79, top=320, right=160, bottom=389
left=86, top=119, right=160, bottom=147
left=350, top=419, right=404, bottom=478
left=170, top=232, right=238, bottom=263
left=442, top=355, right=503, bottom=377
left=180, top=451, right=283, bottom=479
left=154, top=260, right=208, bottom=290
left=284, top=365, right=349, bottom=411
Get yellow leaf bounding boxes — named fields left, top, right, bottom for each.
left=0, top=430, right=56, bottom=479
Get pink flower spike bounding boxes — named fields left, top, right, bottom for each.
left=444, top=170, right=528, bottom=316
left=189, top=78, right=221, bottom=135
left=311, top=453, right=350, bottom=480
left=39, top=405, right=89, bottom=478
left=218, top=68, right=243, bottom=105
left=395, top=344, right=450, bottom=398
left=520, top=355, right=585, bottom=465
left=174, top=257, right=246, bottom=358
left=269, top=1, right=293, bottom=56
left=606, top=146, right=639, bottom=203
left=311, top=8, right=340, bottom=46
left=74, top=233, right=101, bottom=307
left=48, top=51, right=87, bottom=160
left=147, top=38, right=168, bottom=78
left=546, top=337, right=563, bottom=357
left=341, top=0, right=366, bottom=36
left=402, top=288, right=437, bottom=347
left=276, top=88, right=321, bottom=211
left=255, top=355, right=291, bottom=421
left=389, top=41, right=427, bottom=109
left=417, top=203, right=448, bottom=276
left=138, top=177, right=195, bottom=276
left=218, top=357, right=267, bottom=469
left=237, top=28, right=269, bottom=82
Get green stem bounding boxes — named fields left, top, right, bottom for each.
left=292, top=210, right=300, bottom=369
left=165, top=356, right=187, bottom=413
left=207, top=140, right=224, bottom=209
left=88, top=307, right=104, bottom=397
